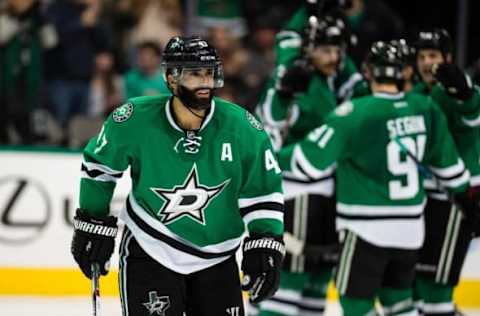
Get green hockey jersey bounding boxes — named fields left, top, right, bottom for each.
left=412, top=82, right=480, bottom=195
left=79, top=95, right=284, bottom=273
left=278, top=92, right=470, bottom=249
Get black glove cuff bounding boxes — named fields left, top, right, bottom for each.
left=243, top=235, right=286, bottom=257
left=73, top=209, right=118, bottom=238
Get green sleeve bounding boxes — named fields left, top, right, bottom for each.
left=79, top=113, right=131, bottom=216
left=431, top=84, right=480, bottom=128
left=239, top=124, right=284, bottom=236
left=274, top=7, right=307, bottom=66
left=256, top=68, right=296, bottom=151
left=278, top=107, right=350, bottom=179
left=267, top=6, right=304, bottom=125
left=257, top=6, right=315, bottom=150
left=257, top=68, right=294, bottom=122
left=453, top=86, right=480, bottom=128
left=335, top=56, right=369, bottom=100
left=423, top=100, right=470, bottom=193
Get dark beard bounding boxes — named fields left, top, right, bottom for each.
left=177, top=85, right=214, bottom=110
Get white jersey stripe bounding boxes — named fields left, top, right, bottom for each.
left=243, top=210, right=284, bottom=226
left=421, top=302, right=455, bottom=313
left=439, top=170, right=470, bottom=189
left=300, top=297, right=326, bottom=308
left=127, top=194, right=242, bottom=253
left=238, top=192, right=284, bottom=208
left=282, top=178, right=335, bottom=199
left=292, top=145, right=336, bottom=180
left=81, top=171, right=119, bottom=182
left=337, top=200, right=426, bottom=216
left=430, top=159, right=466, bottom=178
left=272, top=288, right=301, bottom=301
left=471, top=174, right=480, bottom=186
left=82, top=160, right=123, bottom=174
left=461, top=113, right=480, bottom=127
left=260, top=301, right=298, bottom=316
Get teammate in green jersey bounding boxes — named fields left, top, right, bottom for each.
left=252, top=10, right=362, bottom=316
left=277, top=41, right=480, bottom=316
left=411, top=28, right=480, bottom=316
left=70, top=36, right=286, bottom=316
left=256, top=7, right=368, bottom=151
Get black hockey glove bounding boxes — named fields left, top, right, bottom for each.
left=71, top=209, right=118, bottom=279
left=434, top=63, right=474, bottom=101
left=276, top=59, right=314, bottom=98
left=453, top=190, right=480, bottom=237
left=241, top=234, right=285, bottom=303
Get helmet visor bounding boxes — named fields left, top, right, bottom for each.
left=163, top=62, right=224, bottom=89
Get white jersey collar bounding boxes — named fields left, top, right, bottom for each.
left=373, top=92, right=405, bottom=100
left=165, top=98, right=215, bottom=132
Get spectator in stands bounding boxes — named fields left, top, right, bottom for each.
left=89, top=50, right=124, bottom=117
left=239, top=11, right=283, bottom=109
left=100, top=0, right=139, bottom=73
left=0, top=0, right=57, bottom=144
left=344, top=0, right=405, bottom=66
left=126, top=0, right=182, bottom=56
left=208, top=23, right=277, bottom=110
left=124, top=41, right=169, bottom=99
left=186, top=0, right=247, bottom=38
left=44, top=0, right=110, bottom=131
left=207, top=26, right=251, bottom=106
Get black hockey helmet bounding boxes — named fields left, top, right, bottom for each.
left=365, top=41, right=404, bottom=84
left=390, top=39, right=415, bottom=66
left=304, top=14, right=350, bottom=47
left=162, top=36, right=224, bottom=88
left=413, top=28, right=453, bottom=57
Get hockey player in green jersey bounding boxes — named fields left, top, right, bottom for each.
left=257, top=6, right=368, bottom=151
left=252, top=10, right=362, bottom=316
left=70, top=36, right=286, bottom=315
left=411, top=28, right=480, bottom=316
left=277, top=41, right=480, bottom=316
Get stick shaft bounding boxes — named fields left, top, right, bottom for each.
left=91, top=263, right=101, bottom=316
left=394, top=137, right=455, bottom=202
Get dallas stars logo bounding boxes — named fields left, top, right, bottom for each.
left=142, top=291, right=170, bottom=316
left=151, top=164, right=230, bottom=225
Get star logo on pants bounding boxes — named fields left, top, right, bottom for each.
left=151, top=163, right=230, bottom=225
left=142, top=291, right=170, bottom=316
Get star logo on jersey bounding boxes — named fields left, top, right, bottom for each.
left=142, top=291, right=170, bottom=316
left=112, top=102, right=133, bottom=122
left=151, top=164, right=230, bottom=225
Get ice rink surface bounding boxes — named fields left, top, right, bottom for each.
left=1, top=297, right=480, bottom=316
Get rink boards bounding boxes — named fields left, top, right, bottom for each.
left=0, top=149, right=479, bottom=306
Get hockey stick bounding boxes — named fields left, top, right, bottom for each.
left=91, top=263, right=101, bottom=316
left=393, top=137, right=452, bottom=199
